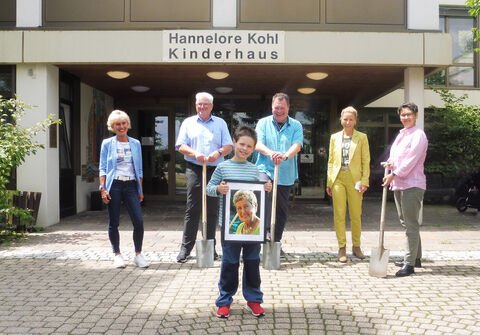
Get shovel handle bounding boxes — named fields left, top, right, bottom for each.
left=270, top=164, right=279, bottom=246
left=379, top=165, right=389, bottom=249
left=202, top=161, right=207, bottom=240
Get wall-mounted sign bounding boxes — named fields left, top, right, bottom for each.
left=163, top=30, right=284, bottom=63
left=300, top=154, right=314, bottom=163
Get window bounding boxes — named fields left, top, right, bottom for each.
left=425, top=9, right=475, bottom=87
left=0, top=65, right=15, bottom=99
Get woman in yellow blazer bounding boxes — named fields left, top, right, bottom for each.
left=326, top=106, right=370, bottom=263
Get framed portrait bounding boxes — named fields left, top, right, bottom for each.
left=222, top=180, right=266, bottom=243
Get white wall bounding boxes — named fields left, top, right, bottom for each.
left=407, top=0, right=440, bottom=31
left=16, top=0, right=42, bottom=27
left=76, top=83, right=113, bottom=212
left=16, top=64, right=60, bottom=227
left=213, top=0, right=237, bottom=27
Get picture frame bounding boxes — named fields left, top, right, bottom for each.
left=222, top=180, right=266, bottom=243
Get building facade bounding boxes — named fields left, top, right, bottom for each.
left=0, top=0, right=475, bottom=226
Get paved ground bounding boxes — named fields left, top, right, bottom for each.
left=1, top=198, right=480, bottom=335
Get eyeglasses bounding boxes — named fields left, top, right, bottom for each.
left=196, top=103, right=211, bottom=107
left=400, top=113, right=415, bottom=119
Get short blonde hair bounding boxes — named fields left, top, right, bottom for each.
left=107, top=110, right=131, bottom=132
left=233, top=190, right=258, bottom=209
left=340, top=106, right=358, bottom=120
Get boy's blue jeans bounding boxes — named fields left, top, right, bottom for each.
left=216, top=242, right=263, bottom=307
left=107, top=180, right=144, bottom=254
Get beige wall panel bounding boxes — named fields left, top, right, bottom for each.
left=131, top=0, right=210, bottom=22
left=45, top=0, right=124, bottom=22
left=367, top=88, right=480, bottom=108
left=424, top=33, right=452, bottom=66
left=23, top=31, right=164, bottom=63
left=284, top=32, right=424, bottom=65
left=240, top=0, right=320, bottom=23
left=326, top=0, right=405, bottom=25
left=0, top=31, right=23, bottom=63
left=0, top=0, right=16, bottom=23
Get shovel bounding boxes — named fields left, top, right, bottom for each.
left=369, top=166, right=390, bottom=278
left=262, top=164, right=281, bottom=270
left=196, top=161, right=214, bottom=268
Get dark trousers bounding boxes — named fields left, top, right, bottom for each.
left=261, top=173, right=292, bottom=242
left=107, top=180, right=144, bottom=254
left=180, top=162, right=219, bottom=254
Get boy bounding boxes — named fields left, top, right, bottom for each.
left=206, top=126, right=272, bottom=318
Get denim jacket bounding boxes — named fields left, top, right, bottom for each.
left=99, top=136, right=143, bottom=194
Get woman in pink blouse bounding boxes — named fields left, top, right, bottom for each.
left=382, top=102, right=428, bottom=277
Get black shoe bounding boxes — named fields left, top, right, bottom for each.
left=280, top=249, right=286, bottom=257
left=395, top=265, right=415, bottom=277
left=177, top=249, right=189, bottom=263
left=394, top=258, right=422, bottom=268
left=214, top=251, right=219, bottom=260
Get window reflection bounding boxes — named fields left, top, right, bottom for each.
left=449, top=17, right=474, bottom=64
left=448, top=66, right=474, bottom=86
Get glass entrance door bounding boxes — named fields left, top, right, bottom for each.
left=291, top=98, right=330, bottom=199
left=139, top=110, right=172, bottom=197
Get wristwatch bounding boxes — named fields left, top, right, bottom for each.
left=99, top=185, right=106, bottom=191
left=217, top=149, right=223, bottom=156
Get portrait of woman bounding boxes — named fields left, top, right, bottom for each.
left=232, top=190, right=260, bottom=235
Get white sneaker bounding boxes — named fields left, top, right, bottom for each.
left=133, top=253, right=149, bottom=268
left=114, top=254, right=125, bottom=268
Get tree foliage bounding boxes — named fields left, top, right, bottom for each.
left=0, top=96, right=60, bottom=234
left=467, top=0, right=480, bottom=51
left=425, top=89, right=480, bottom=177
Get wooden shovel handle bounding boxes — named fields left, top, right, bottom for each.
left=202, top=161, right=207, bottom=240
left=270, top=164, right=279, bottom=245
left=379, top=166, right=389, bottom=249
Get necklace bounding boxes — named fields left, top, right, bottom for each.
left=242, top=220, right=258, bottom=234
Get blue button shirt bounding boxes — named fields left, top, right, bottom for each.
left=175, top=114, right=233, bottom=167
left=255, top=115, right=303, bottom=186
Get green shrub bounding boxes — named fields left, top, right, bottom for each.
left=425, top=89, right=480, bottom=178
left=0, top=96, right=60, bottom=238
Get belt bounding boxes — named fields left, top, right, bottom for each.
left=340, top=166, right=350, bottom=171
left=114, top=176, right=135, bottom=181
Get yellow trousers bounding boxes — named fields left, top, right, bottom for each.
left=332, top=169, right=363, bottom=248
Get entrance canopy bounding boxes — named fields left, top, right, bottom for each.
left=57, top=63, right=436, bottom=108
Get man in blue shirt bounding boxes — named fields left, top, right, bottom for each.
left=255, top=93, right=303, bottom=252
left=175, top=92, right=233, bottom=262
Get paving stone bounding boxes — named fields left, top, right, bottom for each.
left=1, top=202, right=480, bottom=335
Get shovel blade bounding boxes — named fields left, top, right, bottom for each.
left=196, top=239, right=214, bottom=268
left=369, top=247, right=390, bottom=277
left=262, top=242, right=281, bottom=270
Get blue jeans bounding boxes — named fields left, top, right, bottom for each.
left=107, top=180, right=144, bottom=254
left=216, top=242, right=263, bottom=307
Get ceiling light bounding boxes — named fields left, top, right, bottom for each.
left=306, top=72, right=328, bottom=80
left=215, top=87, right=233, bottom=94
left=207, top=71, right=229, bottom=80
left=131, top=85, right=150, bottom=93
left=297, top=87, right=316, bottom=94
left=107, top=71, right=130, bottom=79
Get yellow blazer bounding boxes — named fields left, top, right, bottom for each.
left=327, top=129, right=370, bottom=188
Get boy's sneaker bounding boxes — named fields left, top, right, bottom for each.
left=216, top=305, right=230, bottom=318
left=114, top=254, right=125, bottom=268
left=246, top=302, right=265, bottom=317
left=133, top=254, right=149, bottom=268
